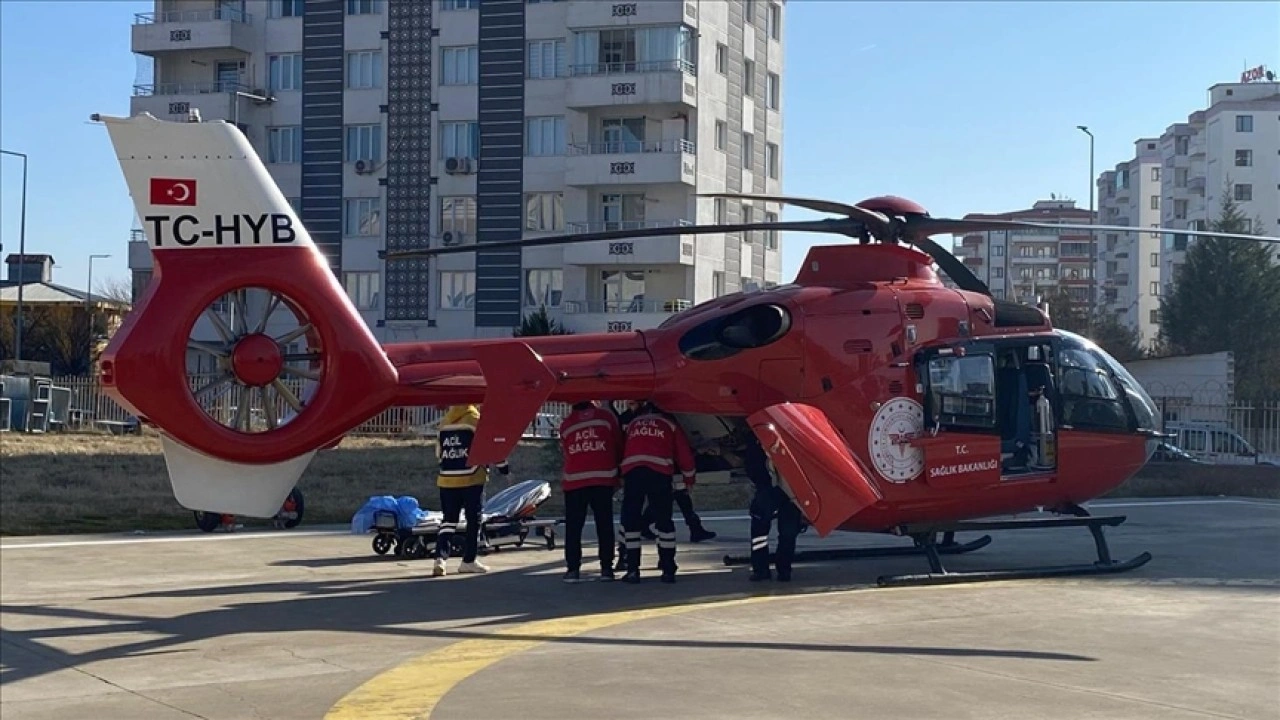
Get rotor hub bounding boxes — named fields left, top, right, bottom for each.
left=230, top=333, right=284, bottom=387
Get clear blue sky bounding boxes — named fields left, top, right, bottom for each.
left=1, top=1, right=1277, bottom=294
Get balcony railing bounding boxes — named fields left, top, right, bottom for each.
left=569, top=59, right=695, bottom=76
left=133, top=81, right=250, bottom=96
left=566, top=220, right=693, bottom=234
left=135, top=8, right=252, bottom=24
left=567, top=139, right=695, bottom=155
left=564, top=298, right=693, bottom=314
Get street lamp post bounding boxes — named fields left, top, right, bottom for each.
left=87, top=253, right=111, bottom=374
left=1, top=149, right=28, bottom=362
left=1076, top=125, right=1095, bottom=334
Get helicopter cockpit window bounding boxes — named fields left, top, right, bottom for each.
left=1057, top=347, right=1129, bottom=431
left=925, top=354, right=997, bottom=429
left=678, top=303, right=792, bottom=362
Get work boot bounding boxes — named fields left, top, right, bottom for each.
left=622, top=548, right=642, bottom=583
left=775, top=564, right=792, bottom=582
left=614, top=543, right=628, bottom=572
left=599, top=565, right=616, bottom=582
left=622, top=569, right=641, bottom=584
left=689, top=527, right=717, bottom=543
left=562, top=569, right=586, bottom=583
left=658, top=548, right=677, bottom=584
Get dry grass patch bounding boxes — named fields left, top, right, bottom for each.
left=0, top=431, right=750, bottom=536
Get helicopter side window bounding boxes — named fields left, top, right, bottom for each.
left=925, top=353, right=997, bottom=430
left=678, top=303, right=792, bottom=362
left=1057, top=348, right=1129, bottom=431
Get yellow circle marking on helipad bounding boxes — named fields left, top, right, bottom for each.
left=325, top=582, right=980, bottom=720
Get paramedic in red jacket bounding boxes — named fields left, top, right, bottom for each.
left=558, top=401, right=623, bottom=583
left=618, top=401, right=696, bottom=584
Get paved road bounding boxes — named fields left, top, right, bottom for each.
left=2, top=498, right=1278, bottom=719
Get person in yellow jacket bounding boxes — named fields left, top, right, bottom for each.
left=433, top=404, right=510, bottom=577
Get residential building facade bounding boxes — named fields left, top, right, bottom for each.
left=126, top=0, right=786, bottom=345
left=951, top=198, right=1097, bottom=309
left=1096, top=137, right=1163, bottom=348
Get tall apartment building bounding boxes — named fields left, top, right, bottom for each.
left=1095, top=137, right=1163, bottom=348
left=126, top=0, right=786, bottom=345
left=1092, top=75, right=1279, bottom=347
left=951, top=198, right=1097, bottom=308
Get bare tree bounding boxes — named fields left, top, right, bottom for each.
left=95, top=276, right=134, bottom=306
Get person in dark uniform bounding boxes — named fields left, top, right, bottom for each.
left=740, top=425, right=803, bottom=582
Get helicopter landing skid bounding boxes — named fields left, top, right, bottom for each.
left=877, top=510, right=1153, bottom=588
left=721, top=532, right=993, bottom=567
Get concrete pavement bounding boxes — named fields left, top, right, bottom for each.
left=2, top=497, right=1278, bottom=719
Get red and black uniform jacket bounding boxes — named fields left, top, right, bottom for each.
left=558, top=405, right=624, bottom=492
left=620, top=412, right=697, bottom=488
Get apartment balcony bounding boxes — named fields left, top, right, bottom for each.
left=131, top=8, right=255, bottom=56
left=561, top=298, right=694, bottom=334
left=565, top=0, right=694, bottom=28
left=1187, top=175, right=1206, bottom=194
left=562, top=220, right=696, bottom=266
left=565, top=140, right=696, bottom=188
left=565, top=60, right=697, bottom=109
left=131, top=82, right=248, bottom=122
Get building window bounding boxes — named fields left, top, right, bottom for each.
left=744, top=60, right=755, bottom=95
left=524, top=193, right=564, bottom=232
left=441, top=121, right=480, bottom=159
left=269, top=0, right=303, bottom=18
left=1150, top=252, right=1159, bottom=268
left=440, top=271, right=476, bottom=310
left=528, top=39, right=566, bottom=78
left=526, top=116, right=566, bottom=156
left=1150, top=281, right=1159, bottom=296
left=1174, top=167, right=1188, bottom=187
left=1234, top=183, right=1253, bottom=202
left=344, top=124, right=382, bottom=163
left=600, top=193, right=646, bottom=228
left=346, top=51, right=382, bottom=89
left=346, top=0, right=381, bottom=14
left=442, top=0, right=478, bottom=9
left=572, top=26, right=696, bottom=75
left=741, top=132, right=754, bottom=168
left=993, top=245, right=1004, bottom=257
left=712, top=271, right=725, bottom=297
left=767, top=3, right=782, bottom=40
left=441, top=196, right=477, bottom=238
left=765, top=142, right=779, bottom=179
left=714, top=197, right=726, bottom=224
left=766, top=72, right=780, bottom=109
left=267, top=54, right=302, bottom=91
left=442, top=46, right=479, bottom=85
left=525, top=269, right=563, bottom=308
left=993, top=267, right=1004, bottom=279
left=714, top=121, right=727, bottom=150
left=343, top=198, right=381, bottom=237
left=1151, top=167, right=1160, bottom=182
left=343, top=271, right=380, bottom=310
left=745, top=0, right=755, bottom=22
left=267, top=126, right=302, bottom=164
left=1243, top=218, right=1253, bottom=233
left=716, top=43, right=728, bottom=74
left=1235, top=149, right=1253, bottom=167
left=763, top=211, right=778, bottom=250
left=1235, top=115, right=1253, bottom=132
left=1150, top=195, right=1159, bottom=210
left=1150, top=309, right=1160, bottom=324
left=601, top=270, right=645, bottom=311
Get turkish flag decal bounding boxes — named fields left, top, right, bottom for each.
left=150, top=178, right=197, bottom=206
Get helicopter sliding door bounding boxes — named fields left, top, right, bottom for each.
left=914, top=345, right=1003, bottom=488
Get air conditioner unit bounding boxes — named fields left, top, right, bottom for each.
left=354, top=159, right=373, bottom=174
left=444, top=156, right=475, bottom=174
left=442, top=231, right=465, bottom=246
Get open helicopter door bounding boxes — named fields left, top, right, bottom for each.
left=747, top=403, right=883, bottom=537
left=912, top=344, right=1004, bottom=488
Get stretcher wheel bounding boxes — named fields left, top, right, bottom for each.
left=372, top=534, right=392, bottom=555
left=193, top=510, right=223, bottom=533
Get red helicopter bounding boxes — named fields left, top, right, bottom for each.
left=95, top=113, right=1280, bottom=586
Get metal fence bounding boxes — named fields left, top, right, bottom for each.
left=1151, top=396, right=1280, bottom=459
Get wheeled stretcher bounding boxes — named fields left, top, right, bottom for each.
left=370, top=479, right=561, bottom=559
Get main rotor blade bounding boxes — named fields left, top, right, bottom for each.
left=697, top=192, right=892, bottom=228
left=380, top=218, right=862, bottom=260
left=917, top=217, right=1280, bottom=245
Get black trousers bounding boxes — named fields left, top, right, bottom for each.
left=620, top=468, right=676, bottom=574
left=564, top=484, right=616, bottom=573
left=749, top=484, right=802, bottom=576
left=436, top=483, right=484, bottom=563
left=641, top=488, right=704, bottom=531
